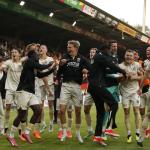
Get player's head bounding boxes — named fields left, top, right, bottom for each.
left=109, top=40, right=118, bottom=55
left=133, top=50, right=140, bottom=61
left=124, top=49, right=134, bottom=64
left=89, top=48, right=97, bottom=59
left=39, top=45, right=48, bottom=55
left=11, top=48, right=21, bottom=61
left=25, top=43, right=38, bottom=55
left=67, top=40, right=80, bottom=56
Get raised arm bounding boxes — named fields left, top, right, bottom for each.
left=95, top=53, right=126, bottom=76
left=31, top=59, right=53, bottom=70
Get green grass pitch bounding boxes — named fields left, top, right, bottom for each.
left=0, top=105, right=150, bottom=150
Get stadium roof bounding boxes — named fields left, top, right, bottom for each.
left=0, top=0, right=150, bottom=55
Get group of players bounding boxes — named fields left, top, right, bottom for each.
left=0, top=40, right=150, bottom=147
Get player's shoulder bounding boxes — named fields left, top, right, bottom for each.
left=119, top=62, right=124, bottom=67
left=5, top=59, right=12, bottom=63
left=143, top=59, right=150, bottom=66
left=77, top=53, right=87, bottom=61
left=133, top=61, right=141, bottom=68
left=4, top=59, right=12, bottom=66
left=46, top=56, right=53, bottom=61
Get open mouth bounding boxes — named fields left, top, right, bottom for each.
left=68, top=50, right=72, bottom=54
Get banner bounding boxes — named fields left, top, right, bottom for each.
left=82, top=4, right=97, bottom=17
left=141, top=35, right=149, bottom=43
left=117, top=23, right=137, bottom=37
left=59, top=0, right=97, bottom=17
left=59, top=0, right=84, bottom=11
left=96, top=12, right=105, bottom=20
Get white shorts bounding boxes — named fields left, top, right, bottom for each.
left=40, top=84, right=54, bottom=101
left=140, top=92, right=150, bottom=108
left=35, top=85, right=42, bottom=104
left=84, top=93, right=94, bottom=106
left=5, top=90, right=17, bottom=105
left=122, top=93, right=140, bottom=108
left=16, top=90, right=40, bottom=110
left=56, top=98, right=74, bottom=111
left=60, top=82, right=82, bottom=107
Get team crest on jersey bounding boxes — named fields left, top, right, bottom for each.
left=67, top=61, right=80, bottom=68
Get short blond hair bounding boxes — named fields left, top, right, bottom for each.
left=67, top=40, right=80, bottom=49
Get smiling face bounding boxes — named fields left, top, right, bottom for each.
left=67, top=43, right=78, bottom=57
left=124, top=51, right=134, bottom=64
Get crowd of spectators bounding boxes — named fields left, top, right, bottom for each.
left=0, top=38, right=62, bottom=60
